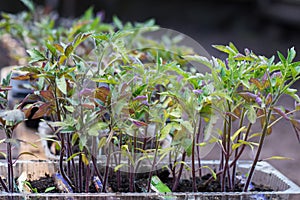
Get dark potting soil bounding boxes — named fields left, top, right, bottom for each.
left=26, top=170, right=272, bottom=194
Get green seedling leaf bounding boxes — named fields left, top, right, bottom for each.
left=247, top=106, right=257, bottom=124
left=182, top=55, right=212, bottom=68
left=20, top=0, right=34, bottom=12
left=88, top=122, right=108, bottom=136
left=196, top=142, right=207, bottom=147
left=46, top=41, right=57, bottom=57
left=285, top=88, right=300, bottom=103
left=45, top=186, right=56, bottom=193
left=248, top=132, right=262, bottom=140
left=113, top=16, right=123, bottom=29
left=159, top=123, right=173, bottom=141
left=114, top=163, right=127, bottom=172
left=64, top=105, right=75, bottom=112
left=151, top=176, right=171, bottom=193
left=133, top=84, right=147, bottom=97
left=201, top=166, right=217, bottom=180
left=232, top=143, right=242, bottom=151
left=182, top=138, right=193, bottom=157
left=66, top=152, right=82, bottom=162
left=287, top=47, right=296, bottom=63
left=56, top=75, right=67, bottom=95
left=204, top=114, right=218, bottom=141
left=27, top=49, right=47, bottom=64
left=277, top=51, right=286, bottom=65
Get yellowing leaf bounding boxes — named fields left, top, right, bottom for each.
left=261, top=156, right=293, bottom=161
left=231, top=126, right=246, bottom=142
left=81, top=153, right=89, bottom=165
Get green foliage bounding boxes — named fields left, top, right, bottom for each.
left=2, top=2, right=300, bottom=194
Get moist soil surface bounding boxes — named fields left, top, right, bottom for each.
left=27, top=170, right=272, bottom=194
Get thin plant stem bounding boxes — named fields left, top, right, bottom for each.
left=192, top=116, right=200, bottom=192
left=243, top=109, right=272, bottom=192
left=232, top=108, right=245, bottom=187
left=172, top=151, right=186, bottom=191
left=103, top=143, right=111, bottom=191
left=78, top=153, right=83, bottom=192
left=85, top=164, right=90, bottom=193
left=7, top=140, right=13, bottom=192
left=117, top=133, right=122, bottom=189
left=91, top=155, right=105, bottom=192
left=196, top=118, right=202, bottom=178
left=59, top=134, right=75, bottom=191
left=147, top=131, right=160, bottom=192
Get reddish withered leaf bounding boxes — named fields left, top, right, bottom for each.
left=40, top=90, right=55, bottom=101
left=94, top=86, right=110, bottom=103
left=32, top=102, right=52, bottom=119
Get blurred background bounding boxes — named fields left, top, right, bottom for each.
left=1, top=0, right=300, bottom=194
left=1, top=0, right=300, bottom=59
